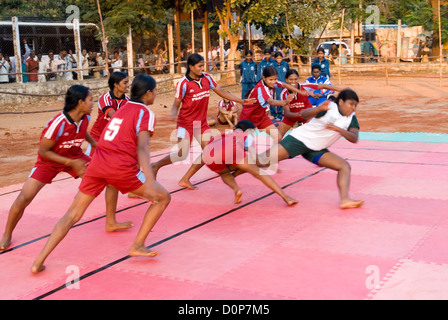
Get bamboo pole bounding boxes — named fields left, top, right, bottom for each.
left=96, top=0, right=109, bottom=75
left=438, top=0, right=443, bottom=87
left=338, top=8, right=345, bottom=85
left=191, top=9, right=195, bottom=53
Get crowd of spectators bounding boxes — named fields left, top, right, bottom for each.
left=0, top=39, right=130, bottom=84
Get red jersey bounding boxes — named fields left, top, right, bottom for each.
left=239, top=80, right=282, bottom=124
left=35, top=111, right=90, bottom=169
left=87, top=101, right=156, bottom=177
left=218, top=99, right=235, bottom=112
left=203, top=130, right=253, bottom=173
left=89, top=91, right=129, bottom=141
left=174, top=72, right=218, bottom=129
left=280, top=85, right=315, bottom=123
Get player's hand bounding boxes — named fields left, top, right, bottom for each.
left=326, top=123, right=341, bottom=132
left=319, top=101, right=331, bottom=111
left=285, top=94, right=294, bottom=103
left=70, top=158, right=89, bottom=178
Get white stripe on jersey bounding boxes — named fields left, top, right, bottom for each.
left=146, top=108, right=155, bottom=133
left=175, top=77, right=187, bottom=99
left=44, top=114, right=65, bottom=140
left=98, top=92, right=111, bottom=111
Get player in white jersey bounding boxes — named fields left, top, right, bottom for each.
left=258, top=89, right=364, bottom=209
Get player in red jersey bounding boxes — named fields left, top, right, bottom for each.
left=203, top=120, right=298, bottom=206
left=217, top=98, right=239, bottom=128
left=278, top=69, right=344, bottom=137
left=31, top=75, right=170, bottom=273
left=238, top=66, right=309, bottom=143
left=152, top=53, right=255, bottom=190
left=0, top=85, right=95, bottom=251
left=87, top=71, right=134, bottom=232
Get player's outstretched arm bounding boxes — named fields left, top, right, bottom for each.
left=301, top=101, right=330, bottom=120
left=213, top=85, right=256, bottom=105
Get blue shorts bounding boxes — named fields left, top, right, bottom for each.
left=279, top=135, right=329, bottom=165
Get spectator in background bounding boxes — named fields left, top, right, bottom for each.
left=80, top=48, right=89, bottom=77
left=272, top=51, right=289, bottom=120
left=97, top=51, right=107, bottom=77
left=354, top=38, right=362, bottom=63
left=340, top=45, right=348, bottom=65
left=0, top=52, right=10, bottom=84
left=37, top=52, right=46, bottom=83
left=256, top=48, right=275, bottom=82
left=155, top=41, right=168, bottom=74
left=26, top=51, right=39, bottom=82
left=88, top=51, right=99, bottom=79
left=7, top=55, right=16, bottom=83
left=21, top=56, right=28, bottom=83
left=111, top=50, right=123, bottom=73
left=45, top=50, right=61, bottom=81
left=119, top=46, right=127, bottom=70
left=329, top=43, right=339, bottom=64
left=239, top=50, right=257, bottom=100
left=22, top=39, right=31, bottom=61
left=58, top=48, right=75, bottom=81
left=311, top=48, right=331, bottom=79
left=305, top=64, right=334, bottom=107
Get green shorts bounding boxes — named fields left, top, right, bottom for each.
left=279, top=135, right=329, bottom=165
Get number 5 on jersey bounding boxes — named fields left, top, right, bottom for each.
left=104, top=118, right=123, bottom=141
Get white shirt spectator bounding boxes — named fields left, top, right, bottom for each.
left=111, top=58, right=123, bottom=73
left=0, top=58, right=10, bottom=83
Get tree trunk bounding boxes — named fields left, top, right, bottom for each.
left=430, top=0, right=441, bottom=61
left=226, top=34, right=239, bottom=82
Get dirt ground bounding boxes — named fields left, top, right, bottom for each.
left=1, top=73, right=447, bottom=188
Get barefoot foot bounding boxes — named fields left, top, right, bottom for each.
left=106, top=221, right=134, bottom=232
left=340, top=199, right=364, bottom=209
left=178, top=178, right=198, bottom=190
left=0, top=235, right=11, bottom=251
left=285, top=197, right=298, bottom=206
left=31, top=261, right=46, bottom=274
left=129, top=246, right=160, bottom=257
left=234, top=189, right=243, bottom=204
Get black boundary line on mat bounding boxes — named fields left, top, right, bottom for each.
left=0, top=150, right=173, bottom=197
left=32, top=167, right=327, bottom=300
left=0, top=174, right=219, bottom=256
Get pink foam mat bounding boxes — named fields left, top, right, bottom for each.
left=1, top=139, right=448, bottom=300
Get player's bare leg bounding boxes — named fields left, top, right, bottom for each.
left=0, top=178, right=46, bottom=250
left=127, top=181, right=171, bottom=257
left=219, top=169, right=243, bottom=204
left=317, top=152, right=364, bottom=209
left=152, top=137, right=190, bottom=180
left=178, top=135, right=209, bottom=190
left=31, top=192, right=96, bottom=273
left=105, top=185, right=134, bottom=232
left=236, top=161, right=298, bottom=206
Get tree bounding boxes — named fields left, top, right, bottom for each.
left=246, top=0, right=334, bottom=55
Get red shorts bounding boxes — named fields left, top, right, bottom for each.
left=29, top=154, right=91, bottom=184
left=239, top=111, right=273, bottom=130
left=204, top=139, right=247, bottom=174
left=79, top=167, right=145, bottom=197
